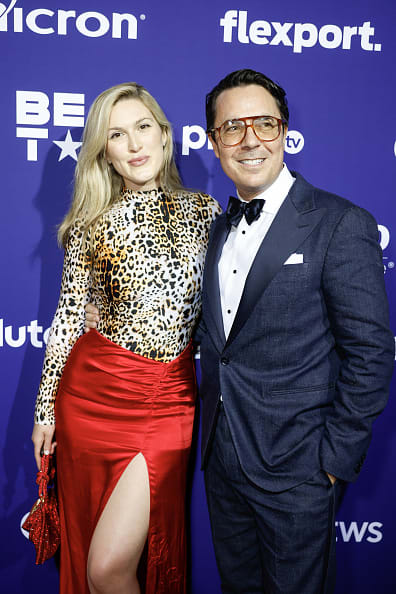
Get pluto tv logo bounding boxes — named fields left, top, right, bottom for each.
left=0, top=1, right=145, bottom=39
left=220, top=11, right=382, bottom=54
left=0, top=319, right=50, bottom=348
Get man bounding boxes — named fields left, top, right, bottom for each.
left=85, top=69, right=394, bottom=593
left=197, top=69, right=394, bottom=593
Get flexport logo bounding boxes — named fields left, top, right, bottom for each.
left=0, top=1, right=145, bottom=38
left=220, top=11, right=382, bottom=54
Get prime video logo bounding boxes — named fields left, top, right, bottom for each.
left=220, top=11, right=382, bottom=54
left=0, top=1, right=146, bottom=39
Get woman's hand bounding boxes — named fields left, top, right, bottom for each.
left=32, top=424, right=57, bottom=469
left=84, top=303, right=100, bottom=332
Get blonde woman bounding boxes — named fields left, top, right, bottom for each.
left=31, top=82, right=221, bottom=594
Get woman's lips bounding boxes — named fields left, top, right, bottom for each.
left=128, top=156, right=149, bottom=166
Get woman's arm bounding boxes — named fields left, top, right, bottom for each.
left=32, top=221, right=92, bottom=467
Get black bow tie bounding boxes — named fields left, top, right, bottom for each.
left=226, top=196, right=265, bottom=227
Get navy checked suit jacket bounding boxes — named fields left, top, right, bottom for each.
left=198, top=172, right=394, bottom=491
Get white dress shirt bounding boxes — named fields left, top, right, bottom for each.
left=218, top=165, right=295, bottom=339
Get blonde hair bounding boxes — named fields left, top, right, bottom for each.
left=58, top=82, right=184, bottom=246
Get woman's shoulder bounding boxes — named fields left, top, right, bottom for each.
left=62, top=215, right=93, bottom=254
left=63, top=216, right=86, bottom=244
left=176, top=189, right=222, bottom=216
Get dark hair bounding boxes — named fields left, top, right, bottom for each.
left=206, top=69, right=289, bottom=135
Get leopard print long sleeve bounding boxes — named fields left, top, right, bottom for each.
left=34, top=189, right=221, bottom=424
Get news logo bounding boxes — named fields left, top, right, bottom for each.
left=335, top=521, right=383, bottom=543
left=378, top=224, right=394, bottom=274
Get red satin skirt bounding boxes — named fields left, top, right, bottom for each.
left=55, top=329, right=196, bottom=594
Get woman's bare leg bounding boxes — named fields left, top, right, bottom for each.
left=87, top=453, right=150, bottom=594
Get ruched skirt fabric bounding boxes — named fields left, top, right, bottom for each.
left=55, top=329, right=196, bottom=594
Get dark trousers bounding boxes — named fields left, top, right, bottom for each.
left=204, top=405, right=343, bottom=594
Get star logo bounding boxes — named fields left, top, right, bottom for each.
left=53, top=129, right=82, bottom=161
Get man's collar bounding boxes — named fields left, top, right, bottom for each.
left=236, top=165, right=295, bottom=214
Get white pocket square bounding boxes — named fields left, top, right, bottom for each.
left=284, top=253, right=304, bottom=265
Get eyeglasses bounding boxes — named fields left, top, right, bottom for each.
left=208, top=115, right=286, bottom=147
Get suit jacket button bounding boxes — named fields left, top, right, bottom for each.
left=221, top=357, right=229, bottom=366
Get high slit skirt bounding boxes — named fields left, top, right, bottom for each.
left=55, top=329, right=196, bottom=594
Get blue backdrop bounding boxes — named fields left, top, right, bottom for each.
left=1, top=0, right=395, bottom=592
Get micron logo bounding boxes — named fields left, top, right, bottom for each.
left=0, top=1, right=146, bottom=39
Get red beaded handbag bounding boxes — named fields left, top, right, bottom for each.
left=23, top=453, right=60, bottom=564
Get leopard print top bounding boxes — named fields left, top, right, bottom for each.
left=34, top=188, right=221, bottom=424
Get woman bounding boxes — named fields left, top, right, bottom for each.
left=32, top=82, right=221, bottom=594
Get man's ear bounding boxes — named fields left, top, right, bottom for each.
left=208, top=134, right=220, bottom=159
left=282, top=125, right=288, bottom=146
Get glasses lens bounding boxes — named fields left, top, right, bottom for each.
left=218, top=117, right=281, bottom=146
left=219, top=120, right=245, bottom=146
left=253, top=117, right=280, bottom=141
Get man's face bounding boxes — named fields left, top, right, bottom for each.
left=209, top=84, right=287, bottom=201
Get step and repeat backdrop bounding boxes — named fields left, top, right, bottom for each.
left=1, top=0, right=395, bottom=592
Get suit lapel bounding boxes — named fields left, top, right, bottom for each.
left=203, top=215, right=228, bottom=349
left=225, top=175, right=326, bottom=348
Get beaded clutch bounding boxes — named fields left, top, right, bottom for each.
left=23, top=453, right=60, bottom=564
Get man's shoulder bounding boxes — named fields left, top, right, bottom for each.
left=290, top=171, right=376, bottom=223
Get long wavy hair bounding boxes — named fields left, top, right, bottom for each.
left=58, top=82, right=184, bottom=247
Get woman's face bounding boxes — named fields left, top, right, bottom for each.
left=106, top=97, right=166, bottom=191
